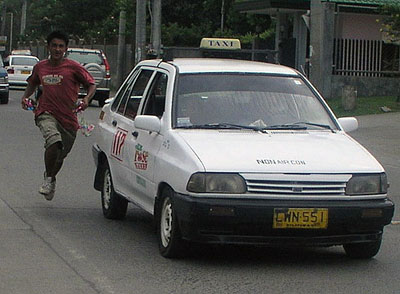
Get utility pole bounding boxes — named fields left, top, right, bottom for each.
left=151, top=0, right=161, bottom=58
left=1, top=2, right=6, bottom=35
left=135, top=0, right=146, bottom=64
left=20, top=0, right=27, bottom=35
left=117, top=10, right=126, bottom=87
left=9, top=12, right=13, bottom=52
left=220, top=0, right=225, bottom=32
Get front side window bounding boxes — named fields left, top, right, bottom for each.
left=142, top=72, right=168, bottom=118
left=111, top=69, right=153, bottom=114
left=174, top=73, right=337, bottom=130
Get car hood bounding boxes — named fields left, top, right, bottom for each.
left=176, top=130, right=383, bottom=173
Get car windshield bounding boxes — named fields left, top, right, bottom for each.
left=67, top=52, right=103, bottom=65
left=12, top=57, right=38, bottom=66
left=174, top=73, right=337, bottom=131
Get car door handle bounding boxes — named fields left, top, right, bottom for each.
left=112, top=120, right=117, bottom=127
left=132, top=131, right=139, bottom=138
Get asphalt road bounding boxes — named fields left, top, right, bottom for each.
left=1, top=90, right=399, bottom=294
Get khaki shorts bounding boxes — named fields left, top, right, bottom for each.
left=35, top=113, right=77, bottom=160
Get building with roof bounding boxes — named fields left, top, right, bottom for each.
left=235, top=0, right=400, bottom=99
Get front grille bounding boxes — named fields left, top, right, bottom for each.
left=242, top=174, right=350, bottom=197
left=246, top=179, right=346, bottom=196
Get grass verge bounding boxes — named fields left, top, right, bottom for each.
left=326, top=96, right=400, bottom=117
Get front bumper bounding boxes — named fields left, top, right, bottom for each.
left=0, top=83, right=9, bottom=93
left=173, top=193, right=394, bottom=246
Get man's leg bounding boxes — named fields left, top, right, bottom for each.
left=44, top=141, right=63, bottom=181
left=36, top=113, right=76, bottom=200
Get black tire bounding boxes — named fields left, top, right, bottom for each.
left=0, top=92, right=9, bottom=104
left=101, top=164, right=128, bottom=220
left=343, top=239, right=382, bottom=259
left=157, top=187, right=186, bottom=258
left=97, top=92, right=108, bottom=107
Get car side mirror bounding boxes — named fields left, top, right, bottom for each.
left=134, top=115, right=161, bottom=133
left=338, top=117, right=358, bottom=133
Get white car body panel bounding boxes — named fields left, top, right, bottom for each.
left=95, top=58, right=387, bottom=215
left=175, top=130, right=383, bottom=174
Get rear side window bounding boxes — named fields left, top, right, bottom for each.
left=67, top=52, right=103, bottom=65
left=11, top=57, right=38, bottom=66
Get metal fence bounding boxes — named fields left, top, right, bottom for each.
left=333, top=38, right=400, bottom=77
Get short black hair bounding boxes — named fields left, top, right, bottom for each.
left=46, top=31, right=69, bottom=47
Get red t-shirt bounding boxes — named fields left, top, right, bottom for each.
left=28, top=58, right=95, bottom=131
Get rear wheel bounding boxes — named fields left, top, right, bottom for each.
left=157, top=187, right=186, bottom=258
left=101, top=164, right=128, bottom=220
left=343, top=239, right=382, bottom=259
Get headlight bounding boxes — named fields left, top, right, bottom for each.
left=345, top=173, right=388, bottom=195
left=187, top=173, right=246, bottom=193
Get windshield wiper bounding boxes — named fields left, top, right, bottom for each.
left=266, top=122, right=334, bottom=132
left=293, top=121, right=335, bottom=132
left=178, top=123, right=269, bottom=133
left=265, top=124, right=307, bottom=130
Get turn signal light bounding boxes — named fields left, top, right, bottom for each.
left=209, top=206, right=235, bottom=216
left=362, top=208, right=383, bottom=218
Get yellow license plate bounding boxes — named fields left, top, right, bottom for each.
left=21, top=70, right=31, bottom=74
left=273, top=208, right=328, bottom=229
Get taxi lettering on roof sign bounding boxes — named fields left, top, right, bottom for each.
left=92, top=57, right=394, bottom=259
left=200, top=38, right=241, bottom=50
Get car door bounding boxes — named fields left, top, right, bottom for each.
left=125, top=70, right=169, bottom=213
left=104, top=68, right=154, bottom=197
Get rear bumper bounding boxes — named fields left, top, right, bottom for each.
left=173, top=193, right=394, bottom=246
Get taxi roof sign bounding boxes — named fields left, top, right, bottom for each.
left=200, top=38, right=241, bottom=50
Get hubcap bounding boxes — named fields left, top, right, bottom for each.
left=160, top=198, right=173, bottom=248
left=103, top=170, right=111, bottom=209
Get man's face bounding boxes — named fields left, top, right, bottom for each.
left=48, top=38, right=67, bottom=61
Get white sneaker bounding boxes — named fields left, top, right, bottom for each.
left=39, top=174, right=56, bottom=201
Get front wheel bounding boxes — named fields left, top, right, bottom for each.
left=101, top=164, right=128, bottom=220
left=343, top=239, right=382, bottom=259
left=0, top=93, right=9, bottom=104
left=157, top=187, right=186, bottom=258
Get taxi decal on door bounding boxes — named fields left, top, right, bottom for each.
left=111, top=128, right=128, bottom=161
left=134, top=144, right=149, bottom=170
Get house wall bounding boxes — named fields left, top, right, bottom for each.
left=336, top=13, right=383, bottom=40
left=331, top=75, right=400, bottom=98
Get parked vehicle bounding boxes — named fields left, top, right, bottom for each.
left=4, top=54, right=39, bottom=89
left=0, top=55, right=9, bottom=104
left=92, top=43, right=394, bottom=259
left=65, top=48, right=111, bottom=107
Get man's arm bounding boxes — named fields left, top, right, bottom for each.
left=81, top=83, right=96, bottom=110
left=21, top=82, right=38, bottom=110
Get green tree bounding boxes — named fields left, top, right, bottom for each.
left=380, top=4, right=400, bottom=42
left=19, top=0, right=273, bottom=48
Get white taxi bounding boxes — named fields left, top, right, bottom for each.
left=4, top=54, right=39, bottom=89
left=92, top=57, right=394, bottom=258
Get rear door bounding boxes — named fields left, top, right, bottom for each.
left=104, top=68, right=155, bottom=198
